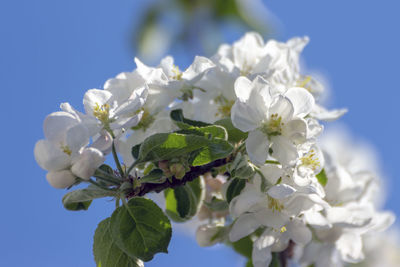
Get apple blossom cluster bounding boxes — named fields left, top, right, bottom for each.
left=34, top=32, right=395, bottom=267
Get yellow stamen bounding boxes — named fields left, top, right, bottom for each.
left=214, top=95, right=234, bottom=118
left=280, top=226, right=287, bottom=233
left=60, top=144, right=72, bottom=156
left=131, top=108, right=155, bottom=131
left=171, top=65, right=182, bottom=80
left=297, top=76, right=313, bottom=92
left=260, top=113, right=283, bottom=136
left=268, top=196, right=284, bottom=212
left=300, top=149, right=320, bottom=171
left=93, top=103, right=110, bottom=124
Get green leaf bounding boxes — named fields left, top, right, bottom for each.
left=170, top=109, right=210, bottom=127
left=62, top=186, right=115, bottom=211
left=99, top=164, right=114, bottom=175
left=110, top=197, right=172, bottom=262
left=137, top=133, right=212, bottom=163
left=190, top=138, right=233, bottom=166
left=232, top=235, right=253, bottom=259
left=215, top=118, right=248, bottom=143
left=131, top=144, right=141, bottom=159
left=226, top=178, right=246, bottom=203
left=93, top=218, right=143, bottom=267
left=204, top=196, right=229, bottom=212
left=246, top=259, right=254, bottom=267
left=316, top=168, right=328, bottom=186
left=176, top=125, right=227, bottom=140
left=228, top=152, right=255, bottom=179
left=164, top=177, right=205, bottom=222
left=139, top=169, right=166, bottom=184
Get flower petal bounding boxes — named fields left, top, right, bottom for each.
left=229, top=213, right=262, bottom=242
left=46, top=170, right=76, bottom=189
left=83, top=89, right=113, bottom=116
left=271, top=135, right=299, bottom=166
left=246, top=130, right=270, bottom=165
left=268, top=96, right=294, bottom=122
left=231, top=101, right=262, bottom=132
left=71, top=148, right=105, bottom=180
left=284, top=87, right=315, bottom=118
left=34, top=139, right=70, bottom=171
left=43, top=111, right=79, bottom=143
left=268, top=184, right=296, bottom=199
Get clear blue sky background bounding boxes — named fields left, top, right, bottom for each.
left=1, top=0, right=399, bottom=266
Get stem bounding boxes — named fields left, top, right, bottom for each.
left=126, top=161, right=140, bottom=177
left=125, top=157, right=230, bottom=199
left=87, top=179, right=115, bottom=191
left=112, top=140, right=125, bottom=177
left=265, top=160, right=281, bottom=165
left=115, top=197, right=120, bottom=208
left=93, top=174, right=121, bottom=185
left=255, top=168, right=272, bottom=192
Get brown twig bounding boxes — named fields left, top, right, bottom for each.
left=126, top=157, right=230, bottom=199
left=278, top=240, right=295, bottom=267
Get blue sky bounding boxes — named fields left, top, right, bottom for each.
left=1, top=0, right=400, bottom=266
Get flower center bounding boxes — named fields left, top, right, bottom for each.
left=300, top=149, right=320, bottom=171
left=60, top=144, right=72, bottom=156
left=260, top=113, right=283, bottom=136
left=93, top=103, right=111, bottom=124
left=268, top=196, right=284, bottom=212
left=131, top=108, right=155, bottom=131
left=171, top=65, right=182, bottom=80
left=214, top=95, right=234, bottom=118
left=297, top=76, right=312, bottom=92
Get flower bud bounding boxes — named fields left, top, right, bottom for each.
left=169, top=163, right=186, bottom=179
left=46, top=170, right=76, bottom=189
left=196, top=224, right=224, bottom=247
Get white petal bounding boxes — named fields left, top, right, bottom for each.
left=268, top=96, right=294, bottom=122
left=65, top=124, right=89, bottom=153
left=282, top=119, right=307, bottom=144
left=71, top=148, right=105, bottom=180
left=231, top=101, right=262, bottom=132
left=229, top=190, right=265, bottom=218
left=43, top=111, right=79, bottom=143
left=83, top=89, right=113, bottom=115
left=104, top=71, right=146, bottom=104
left=286, top=219, right=312, bottom=245
left=229, top=214, right=261, bottom=242
left=285, top=87, right=315, bottom=118
left=196, top=224, right=223, bottom=247
left=135, top=57, right=168, bottom=85
left=246, top=130, right=270, bottom=165
left=182, top=56, right=215, bottom=83
left=34, top=140, right=70, bottom=171
left=336, top=233, right=364, bottom=263
left=311, top=105, right=348, bottom=121
left=252, top=231, right=274, bottom=267
left=234, top=76, right=253, bottom=101
left=271, top=136, right=299, bottom=166
left=268, top=184, right=296, bottom=199
left=46, top=170, right=76, bottom=189
left=254, top=209, right=289, bottom=229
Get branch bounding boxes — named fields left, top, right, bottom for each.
left=126, top=157, right=230, bottom=199
left=278, top=240, right=295, bottom=267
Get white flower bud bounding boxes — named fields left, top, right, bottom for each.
left=196, top=224, right=224, bottom=247
left=71, top=148, right=105, bottom=180
left=46, top=170, right=76, bottom=189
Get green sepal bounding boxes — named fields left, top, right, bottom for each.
left=316, top=168, right=328, bottom=186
